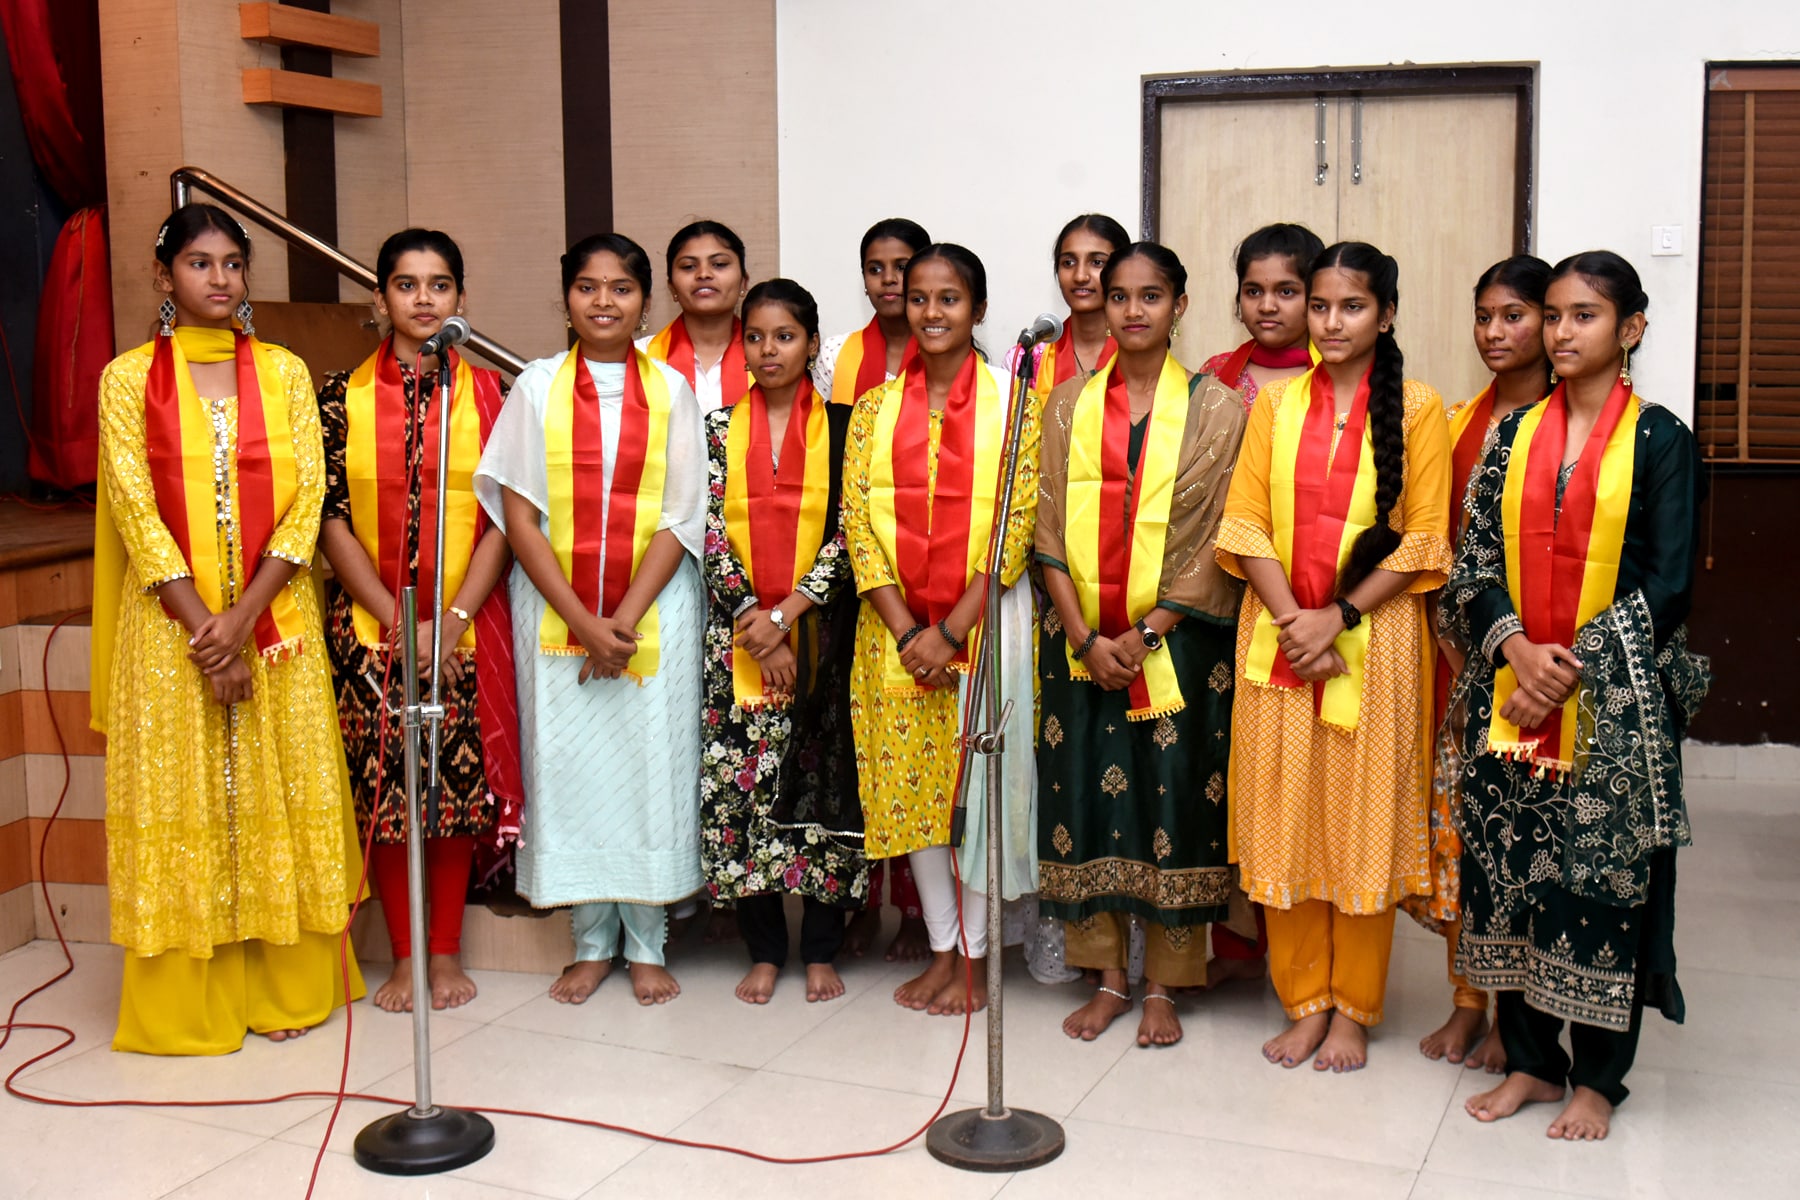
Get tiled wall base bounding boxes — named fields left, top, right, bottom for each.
left=1683, top=739, right=1800, bottom=781
left=351, top=900, right=574, bottom=975
left=0, top=883, right=34, bottom=954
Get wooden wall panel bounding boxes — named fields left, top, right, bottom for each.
left=331, top=0, right=409, bottom=303
left=401, top=1, right=566, bottom=365
left=608, top=0, right=779, bottom=333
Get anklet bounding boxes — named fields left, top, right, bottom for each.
left=1096, top=985, right=1131, bottom=1003
left=1144, top=992, right=1176, bottom=1004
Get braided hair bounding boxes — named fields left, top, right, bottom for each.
left=1313, top=242, right=1405, bottom=592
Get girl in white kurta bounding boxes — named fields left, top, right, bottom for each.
left=475, top=234, right=706, bottom=1006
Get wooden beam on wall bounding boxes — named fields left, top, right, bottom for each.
left=243, top=68, right=382, bottom=117
left=239, top=2, right=379, bottom=57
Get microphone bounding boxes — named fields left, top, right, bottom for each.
left=1016, top=312, right=1063, bottom=347
left=418, top=315, right=472, bottom=357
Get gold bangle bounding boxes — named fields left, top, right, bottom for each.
left=447, top=605, right=471, bottom=623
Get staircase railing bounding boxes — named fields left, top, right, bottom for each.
left=169, top=167, right=527, bottom=375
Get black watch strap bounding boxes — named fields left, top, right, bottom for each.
left=1335, top=597, right=1362, bottom=629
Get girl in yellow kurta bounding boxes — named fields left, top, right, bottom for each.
left=1217, top=242, right=1451, bottom=1073
left=91, top=205, right=360, bottom=1054
left=843, top=243, right=1039, bottom=1017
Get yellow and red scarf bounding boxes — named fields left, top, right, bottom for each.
left=1244, top=366, right=1379, bottom=730
left=646, top=314, right=750, bottom=408
left=1030, top=325, right=1116, bottom=401
left=540, top=350, right=671, bottom=682
left=830, top=316, right=906, bottom=407
left=867, top=349, right=1005, bottom=694
left=1448, top=382, right=1499, bottom=545
left=1488, top=378, right=1638, bottom=776
left=722, top=378, right=831, bottom=707
left=1063, top=353, right=1189, bottom=719
left=143, top=325, right=305, bottom=658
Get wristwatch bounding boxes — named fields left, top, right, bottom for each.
left=446, top=605, right=471, bottom=623
left=1135, top=618, right=1164, bottom=651
left=1335, top=597, right=1363, bottom=630
left=770, top=607, right=792, bottom=634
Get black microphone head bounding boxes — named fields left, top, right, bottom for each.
left=421, top=315, right=472, bottom=355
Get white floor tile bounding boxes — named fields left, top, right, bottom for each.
left=1409, top=1171, right=1604, bottom=1199
left=163, top=1140, right=554, bottom=1199
left=578, top=1071, right=1010, bottom=1199
left=0, top=1083, right=262, bottom=1199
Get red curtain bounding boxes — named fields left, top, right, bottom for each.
left=1, top=0, right=110, bottom=489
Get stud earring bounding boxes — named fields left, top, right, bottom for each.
left=158, top=297, right=177, bottom=337
left=1619, top=344, right=1633, bottom=389
left=236, top=299, right=255, bottom=337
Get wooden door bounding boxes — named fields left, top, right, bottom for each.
left=1151, top=81, right=1523, bottom=406
left=1157, top=97, right=1337, bottom=372
left=1337, top=93, right=1519, bottom=405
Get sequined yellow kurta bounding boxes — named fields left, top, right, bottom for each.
left=96, top=343, right=352, bottom=961
left=842, top=364, right=1039, bottom=861
left=1217, top=376, right=1452, bottom=915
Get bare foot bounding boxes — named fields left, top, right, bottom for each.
left=843, top=906, right=881, bottom=958
left=736, top=962, right=778, bottom=1005
left=1465, top=1024, right=1508, bottom=1074
left=549, top=960, right=612, bottom=1004
left=1263, top=1011, right=1329, bottom=1068
left=928, top=956, right=987, bottom=1016
left=373, top=957, right=415, bottom=1013
left=1547, top=1086, right=1613, bottom=1141
left=805, top=963, right=845, bottom=1003
left=1420, top=1006, right=1488, bottom=1063
left=1137, top=987, right=1183, bottom=1047
left=1205, top=955, right=1267, bottom=988
left=885, top=915, right=930, bottom=963
left=1465, top=1071, right=1565, bottom=1122
left=704, top=906, right=740, bottom=944
left=1313, top=1012, right=1370, bottom=1072
left=894, top=949, right=958, bottom=1011
left=1062, top=970, right=1132, bottom=1041
left=630, top=962, right=681, bottom=1005
left=261, top=1027, right=311, bottom=1042
left=427, top=954, right=477, bottom=1010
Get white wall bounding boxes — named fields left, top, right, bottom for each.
left=776, top=0, right=1800, bottom=419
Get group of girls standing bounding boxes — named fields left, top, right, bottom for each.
left=96, top=199, right=1704, bottom=1146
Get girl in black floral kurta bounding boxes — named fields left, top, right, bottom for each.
left=700, top=280, right=865, bottom=1004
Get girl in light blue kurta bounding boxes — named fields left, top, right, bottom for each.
left=474, top=233, right=705, bottom=1006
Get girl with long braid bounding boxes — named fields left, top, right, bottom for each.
left=1218, top=242, right=1452, bottom=1072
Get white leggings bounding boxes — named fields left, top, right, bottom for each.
left=909, top=845, right=990, bottom=957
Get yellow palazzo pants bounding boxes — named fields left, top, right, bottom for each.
left=114, top=931, right=365, bottom=1056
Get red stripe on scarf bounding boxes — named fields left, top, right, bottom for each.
left=603, top=358, right=654, bottom=614
left=1450, top=383, right=1495, bottom=542
left=664, top=315, right=749, bottom=407
left=566, top=356, right=607, bottom=640
left=1095, top=368, right=1158, bottom=713
left=745, top=379, right=818, bottom=607
left=852, top=317, right=890, bottom=406
left=1513, top=378, right=1632, bottom=753
left=892, top=350, right=979, bottom=662
left=227, top=334, right=288, bottom=653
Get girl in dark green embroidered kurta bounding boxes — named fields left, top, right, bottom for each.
left=1446, top=252, right=1707, bottom=1138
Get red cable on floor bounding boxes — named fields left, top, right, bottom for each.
left=0, top=355, right=996, bottom=1194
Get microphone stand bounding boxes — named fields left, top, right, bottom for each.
left=926, top=336, right=1065, bottom=1172
left=356, top=349, right=496, bottom=1175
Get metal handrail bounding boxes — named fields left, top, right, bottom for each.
left=169, top=166, right=528, bottom=375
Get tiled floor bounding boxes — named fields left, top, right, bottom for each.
left=2, top=777, right=1794, bottom=1199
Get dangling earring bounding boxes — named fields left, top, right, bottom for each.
left=1548, top=368, right=1559, bottom=387
left=236, top=299, right=255, bottom=337
left=806, top=353, right=818, bottom=373
left=1619, top=343, right=1633, bottom=388
left=636, top=314, right=651, bottom=335
left=1171, top=319, right=1182, bottom=341
left=158, top=297, right=177, bottom=337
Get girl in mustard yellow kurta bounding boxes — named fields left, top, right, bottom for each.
left=92, top=205, right=360, bottom=1055
left=843, top=243, right=1039, bottom=1018
left=1217, top=242, right=1451, bottom=1073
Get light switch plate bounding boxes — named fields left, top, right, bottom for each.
left=1652, top=225, right=1683, bottom=256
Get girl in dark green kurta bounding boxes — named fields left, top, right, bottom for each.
left=1035, top=242, right=1249, bottom=1047
left=1447, top=252, right=1707, bottom=1141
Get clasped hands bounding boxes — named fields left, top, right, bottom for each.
left=571, top=612, right=643, bottom=684
left=188, top=606, right=255, bottom=706
left=1271, top=606, right=1350, bottom=682
left=1498, top=634, right=1583, bottom=728
left=735, top=607, right=797, bottom=696
left=896, top=620, right=963, bottom=691
left=384, top=611, right=472, bottom=687
left=1074, top=625, right=1152, bottom=692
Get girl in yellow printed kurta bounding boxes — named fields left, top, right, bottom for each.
left=91, top=204, right=361, bottom=1055
left=1218, top=241, right=1451, bottom=1073
left=844, top=243, right=1039, bottom=1017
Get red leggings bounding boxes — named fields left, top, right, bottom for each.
left=369, top=836, right=476, bottom=959
left=865, top=856, right=922, bottom=918
left=1211, top=903, right=1269, bottom=960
